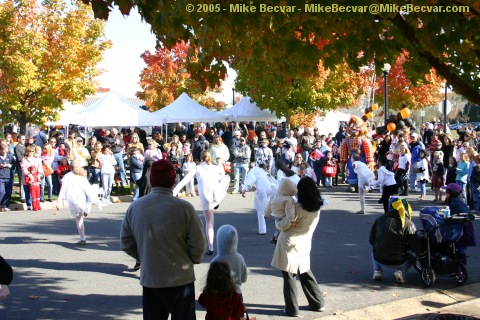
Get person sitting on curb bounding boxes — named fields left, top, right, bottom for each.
left=369, top=197, right=417, bottom=284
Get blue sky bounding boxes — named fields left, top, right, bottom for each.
left=96, top=9, right=236, bottom=105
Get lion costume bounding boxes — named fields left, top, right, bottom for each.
left=340, top=116, right=375, bottom=191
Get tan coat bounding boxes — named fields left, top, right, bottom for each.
left=271, top=202, right=320, bottom=274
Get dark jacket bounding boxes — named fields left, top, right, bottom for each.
left=449, top=197, right=476, bottom=248
left=369, top=210, right=417, bottom=265
left=192, top=135, right=208, bottom=162
left=137, top=157, right=155, bottom=198
left=129, top=156, right=143, bottom=175
left=0, top=153, right=15, bottom=180
left=0, top=255, right=13, bottom=285
left=104, top=134, right=125, bottom=154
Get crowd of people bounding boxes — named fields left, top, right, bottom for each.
left=1, top=119, right=479, bottom=319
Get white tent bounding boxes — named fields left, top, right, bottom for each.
left=45, top=101, right=85, bottom=126
left=217, top=97, right=282, bottom=122
left=314, top=111, right=351, bottom=136
left=69, top=92, right=163, bottom=127
left=152, top=92, right=219, bottom=123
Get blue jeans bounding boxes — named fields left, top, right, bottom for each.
left=409, top=163, right=418, bottom=190
left=40, top=175, right=53, bottom=201
left=471, top=183, right=480, bottom=211
left=234, top=162, right=249, bottom=191
left=113, top=152, right=127, bottom=185
left=372, top=252, right=413, bottom=275
left=23, top=185, right=32, bottom=208
left=131, top=171, right=142, bottom=201
left=0, top=178, right=13, bottom=208
left=90, top=168, right=101, bottom=186
left=417, top=180, right=427, bottom=195
left=102, top=173, right=114, bottom=199
left=456, top=180, right=467, bottom=200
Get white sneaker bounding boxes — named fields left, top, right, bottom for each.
left=1, top=207, right=11, bottom=212
left=373, top=269, right=382, bottom=281
left=393, top=269, right=405, bottom=284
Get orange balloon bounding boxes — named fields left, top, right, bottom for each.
left=400, top=108, right=410, bottom=118
left=387, top=122, right=396, bottom=132
left=56, top=125, right=63, bottom=129
left=366, top=112, right=374, bottom=119
left=145, top=99, right=153, bottom=107
left=372, top=103, right=378, bottom=111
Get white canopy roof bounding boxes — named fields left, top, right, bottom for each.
left=152, top=92, right=218, bottom=123
left=69, top=92, right=163, bottom=127
left=45, top=101, right=85, bottom=126
left=217, top=97, right=282, bottom=122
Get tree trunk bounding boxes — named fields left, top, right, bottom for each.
left=17, top=111, right=28, bottom=136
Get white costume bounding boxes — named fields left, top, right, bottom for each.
left=57, top=172, right=103, bottom=218
left=173, top=162, right=230, bottom=210
left=243, top=165, right=278, bottom=234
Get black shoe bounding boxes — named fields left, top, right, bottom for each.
left=47, top=199, right=53, bottom=202
left=20, top=199, right=26, bottom=203
left=206, top=250, right=214, bottom=256
left=214, top=204, right=219, bottom=210
left=270, top=236, right=277, bottom=245
left=133, top=261, right=141, bottom=271
left=40, top=199, right=45, bottom=203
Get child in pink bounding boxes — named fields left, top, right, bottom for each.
left=25, top=165, right=42, bottom=211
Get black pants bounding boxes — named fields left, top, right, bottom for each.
left=395, top=169, right=408, bottom=194
left=282, top=270, right=325, bottom=316
left=380, top=184, right=398, bottom=213
left=143, top=283, right=196, bottom=320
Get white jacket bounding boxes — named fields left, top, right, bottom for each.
left=369, top=166, right=396, bottom=187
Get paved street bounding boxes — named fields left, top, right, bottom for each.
left=1, top=186, right=479, bottom=319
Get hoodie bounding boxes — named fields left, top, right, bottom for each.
left=264, top=178, right=297, bottom=223
left=369, top=166, right=396, bottom=187
left=212, top=225, right=248, bottom=294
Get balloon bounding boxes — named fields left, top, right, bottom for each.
left=396, top=120, right=405, bottom=129
left=146, top=99, right=153, bottom=107
left=403, top=117, right=413, bottom=127
left=397, top=112, right=403, bottom=120
left=366, top=112, right=374, bottom=119
left=387, top=122, right=396, bottom=132
left=362, top=115, right=368, bottom=122
left=372, top=103, right=378, bottom=111
left=389, top=115, right=397, bottom=123
left=401, top=108, right=411, bottom=118
left=56, top=125, right=63, bottom=129
left=394, top=129, right=403, bottom=135
left=376, top=126, right=386, bottom=135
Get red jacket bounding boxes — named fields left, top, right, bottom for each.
left=198, top=291, right=245, bottom=320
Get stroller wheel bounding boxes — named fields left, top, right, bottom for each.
left=455, top=263, right=468, bottom=285
left=421, top=266, right=435, bottom=287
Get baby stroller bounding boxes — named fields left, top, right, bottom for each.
left=415, top=207, right=475, bottom=287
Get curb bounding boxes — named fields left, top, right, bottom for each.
left=319, top=282, right=480, bottom=320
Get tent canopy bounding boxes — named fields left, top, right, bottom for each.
left=152, top=92, right=218, bottom=123
left=314, top=111, right=350, bottom=136
left=69, top=92, right=163, bottom=127
left=217, top=97, right=282, bottom=122
left=45, top=101, right=85, bottom=126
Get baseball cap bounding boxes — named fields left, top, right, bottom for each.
left=234, top=130, right=241, bottom=136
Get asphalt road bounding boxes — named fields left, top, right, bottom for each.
left=1, top=186, right=479, bottom=320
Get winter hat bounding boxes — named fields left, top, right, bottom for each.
left=442, top=183, right=462, bottom=194
left=150, top=160, right=176, bottom=189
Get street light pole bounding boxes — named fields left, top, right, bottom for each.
left=443, top=83, right=448, bottom=131
left=232, top=88, right=235, bottom=106
left=383, top=63, right=391, bottom=125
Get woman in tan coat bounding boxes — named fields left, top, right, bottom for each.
left=271, top=176, right=325, bottom=317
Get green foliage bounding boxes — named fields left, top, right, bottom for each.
left=82, top=0, right=480, bottom=114
left=0, top=0, right=110, bottom=132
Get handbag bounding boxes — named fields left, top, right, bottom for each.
left=0, top=284, right=10, bottom=301
left=42, top=161, right=54, bottom=176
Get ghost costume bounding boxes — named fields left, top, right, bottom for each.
left=173, top=162, right=230, bottom=210
left=243, top=165, right=278, bottom=234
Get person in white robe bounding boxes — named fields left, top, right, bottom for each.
left=56, top=160, right=104, bottom=245
left=242, top=159, right=278, bottom=234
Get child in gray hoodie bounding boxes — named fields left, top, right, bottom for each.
left=212, top=224, right=248, bottom=295
left=264, top=178, right=297, bottom=244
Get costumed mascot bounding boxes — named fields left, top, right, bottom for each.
left=340, top=115, right=375, bottom=192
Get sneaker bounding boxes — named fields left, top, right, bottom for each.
left=77, top=240, right=87, bottom=245
left=356, top=210, right=365, bottom=215
left=270, top=236, right=277, bottom=245
left=393, top=269, right=405, bottom=284
left=20, top=199, right=26, bottom=203
left=1, top=207, right=11, bottom=212
left=373, top=269, right=382, bottom=281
